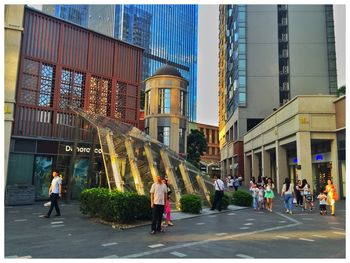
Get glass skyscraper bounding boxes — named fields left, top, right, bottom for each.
left=42, top=4, right=198, bottom=121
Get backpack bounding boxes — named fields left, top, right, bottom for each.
left=333, top=186, right=339, bottom=201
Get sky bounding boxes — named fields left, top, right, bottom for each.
left=26, top=3, right=346, bottom=127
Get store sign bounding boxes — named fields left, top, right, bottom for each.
left=65, top=145, right=102, bottom=154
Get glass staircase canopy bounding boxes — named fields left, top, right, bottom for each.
left=69, top=107, right=214, bottom=208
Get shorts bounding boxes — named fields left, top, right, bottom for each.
left=305, top=194, right=313, bottom=202
left=319, top=204, right=326, bottom=211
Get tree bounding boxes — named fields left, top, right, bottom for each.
left=337, top=85, right=346, bottom=97
left=186, top=129, right=208, bottom=168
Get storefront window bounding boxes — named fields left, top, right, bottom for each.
left=71, top=158, right=89, bottom=199
left=33, top=156, right=53, bottom=199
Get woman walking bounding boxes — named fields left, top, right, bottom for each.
left=264, top=178, right=275, bottom=212
left=325, top=179, right=338, bottom=216
left=281, top=177, right=294, bottom=214
left=301, top=179, right=313, bottom=211
left=295, top=180, right=303, bottom=207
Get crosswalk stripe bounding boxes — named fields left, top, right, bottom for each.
left=51, top=221, right=64, bottom=224
left=312, top=234, right=327, bottom=238
left=236, top=254, right=254, bottom=258
left=275, top=235, right=290, bottom=239
left=14, top=219, right=27, bottom=222
left=299, top=238, right=315, bottom=242
left=102, top=255, right=118, bottom=258
left=227, top=213, right=236, bottom=215
left=240, top=227, right=250, bottom=230
left=244, top=223, right=253, bottom=226
left=195, top=222, right=205, bottom=225
left=247, top=218, right=255, bottom=221
left=216, top=233, right=227, bottom=236
left=170, top=251, right=187, bottom=257
left=101, top=242, right=118, bottom=247
left=148, top=244, right=165, bottom=248
left=333, top=232, right=346, bottom=236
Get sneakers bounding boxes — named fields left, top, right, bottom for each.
left=285, top=209, right=289, bottom=213
left=167, top=222, right=174, bottom=226
left=150, top=230, right=156, bottom=235
left=44, top=215, right=50, bottom=218
left=289, top=211, right=293, bottom=214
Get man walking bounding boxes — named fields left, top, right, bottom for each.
left=211, top=175, right=225, bottom=211
left=44, top=169, right=62, bottom=218
left=150, top=175, right=167, bottom=234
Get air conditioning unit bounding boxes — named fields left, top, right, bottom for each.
left=282, top=34, right=288, bottom=41
left=283, top=82, right=289, bottom=90
left=283, top=66, right=289, bottom=74
left=282, top=18, right=288, bottom=25
left=282, top=49, right=288, bottom=57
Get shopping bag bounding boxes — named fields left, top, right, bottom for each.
left=44, top=201, right=51, bottom=207
left=293, top=198, right=297, bottom=204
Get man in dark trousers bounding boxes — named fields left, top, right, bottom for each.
left=44, top=169, right=62, bottom=218
left=150, top=175, right=167, bottom=234
left=211, top=175, right=225, bottom=211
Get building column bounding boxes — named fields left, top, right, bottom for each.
left=296, top=132, right=313, bottom=193
left=251, top=151, right=259, bottom=180
left=262, top=146, right=271, bottom=179
left=244, top=154, right=252, bottom=183
left=276, top=141, right=288, bottom=194
left=330, top=136, right=340, bottom=196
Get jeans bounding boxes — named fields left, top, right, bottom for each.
left=284, top=193, right=293, bottom=211
left=47, top=193, right=60, bottom=216
left=253, top=196, right=259, bottom=209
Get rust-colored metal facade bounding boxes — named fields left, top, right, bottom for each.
left=13, top=7, right=143, bottom=141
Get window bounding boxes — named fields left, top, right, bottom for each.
left=89, top=76, right=111, bottom=116
left=59, top=69, right=85, bottom=109
left=158, top=88, right=171, bottom=114
left=158, top=126, right=170, bottom=146
left=145, top=91, right=151, bottom=115
left=180, top=90, right=185, bottom=115
left=179, top=128, right=185, bottom=153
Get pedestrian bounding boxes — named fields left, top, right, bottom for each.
left=162, top=178, right=174, bottom=226
left=264, top=178, right=275, bottom=212
left=317, top=190, right=328, bottom=215
left=258, top=185, right=264, bottom=210
left=238, top=175, right=243, bottom=186
left=301, top=179, right=313, bottom=211
left=281, top=177, right=294, bottom=214
left=210, top=175, right=225, bottom=212
left=233, top=176, right=239, bottom=191
left=325, top=179, right=338, bottom=216
left=150, top=175, right=168, bottom=234
left=250, top=183, right=259, bottom=211
left=249, top=177, right=256, bottom=188
left=44, top=169, right=62, bottom=218
left=295, top=180, right=303, bottom=207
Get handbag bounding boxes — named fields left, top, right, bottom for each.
left=293, top=198, right=297, bottom=204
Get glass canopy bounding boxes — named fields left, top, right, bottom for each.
left=70, top=108, right=214, bottom=209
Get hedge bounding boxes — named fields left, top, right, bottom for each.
left=231, top=190, right=253, bottom=207
left=80, top=188, right=152, bottom=223
left=180, top=194, right=202, bottom=214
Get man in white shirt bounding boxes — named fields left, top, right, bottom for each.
left=210, top=175, right=225, bottom=212
left=44, top=169, right=62, bottom=218
left=150, top=175, right=167, bottom=234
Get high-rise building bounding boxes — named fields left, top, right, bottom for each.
left=42, top=4, right=198, bottom=122
left=218, top=5, right=338, bottom=179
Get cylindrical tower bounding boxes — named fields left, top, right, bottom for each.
left=144, top=65, right=188, bottom=155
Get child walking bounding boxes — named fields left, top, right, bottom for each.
left=317, top=191, right=328, bottom=215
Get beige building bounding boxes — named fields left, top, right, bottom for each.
left=144, top=65, right=188, bottom=155
left=244, top=95, right=345, bottom=197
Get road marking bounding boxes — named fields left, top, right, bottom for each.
left=299, top=238, right=315, bottom=242
left=8, top=211, right=19, bottom=213
left=332, top=232, right=346, bottom=236
left=209, top=215, right=217, bottom=218
left=240, top=227, right=250, bottom=230
left=5, top=206, right=14, bottom=209
left=244, top=223, right=253, bottom=226
left=227, top=213, right=236, bottom=215
left=279, top=221, right=287, bottom=223
left=101, top=242, right=118, bottom=247
left=195, top=222, right=205, bottom=225
left=14, top=219, right=27, bottom=222
left=275, top=235, right=290, bottom=239
left=148, top=244, right=165, bottom=248
left=302, top=218, right=313, bottom=221
left=122, top=214, right=302, bottom=258
left=53, top=217, right=65, bottom=220
left=312, top=234, right=327, bottom=238
left=331, top=227, right=345, bottom=231
left=6, top=255, right=32, bottom=258
left=328, top=222, right=340, bottom=225
left=51, top=221, right=64, bottom=224
left=247, top=218, right=255, bottom=221
left=236, top=254, right=254, bottom=259
left=216, top=233, right=227, bottom=236
left=170, top=251, right=187, bottom=257
left=51, top=224, right=65, bottom=228
left=102, top=255, right=118, bottom=258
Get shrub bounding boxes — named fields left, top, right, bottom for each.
left=80, top=188, right=152, bottom=223
left=231, top=190, right=253, bottom=207
left=210, top=192, right=231, bottom=210
left=180, top=194, right=202, bottom=214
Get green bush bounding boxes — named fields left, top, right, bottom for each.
left=210, top=192, right=231, bottom=210
left=80, top=188, right=152, bottom=223
left=231, top=190, right=253, bottom=207
left=180, top=194, right=202, bottom=214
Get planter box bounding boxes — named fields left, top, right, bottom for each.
left=6, top=184, right=35, bottom=205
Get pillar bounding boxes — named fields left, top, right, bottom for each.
left=262, top=146, right=271, bottom=179
left=125, top=139, right=145, bottom=195
left=196, top=175, right=211, bottom=205
left=296, top=132, right=313, bottom=193
left=244, top=154, right=251, bottom=183
left=144, top=143, right=159, bottom=183
left=251, top=151, right=259, bottom=179
left=179, top=163, right=194, bottom=193
left=276, top=141, right=288, bottom=194
left=330, top=136, right=340, bottom=196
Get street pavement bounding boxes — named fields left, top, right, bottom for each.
left=4, top=195, right=346, bottom=259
